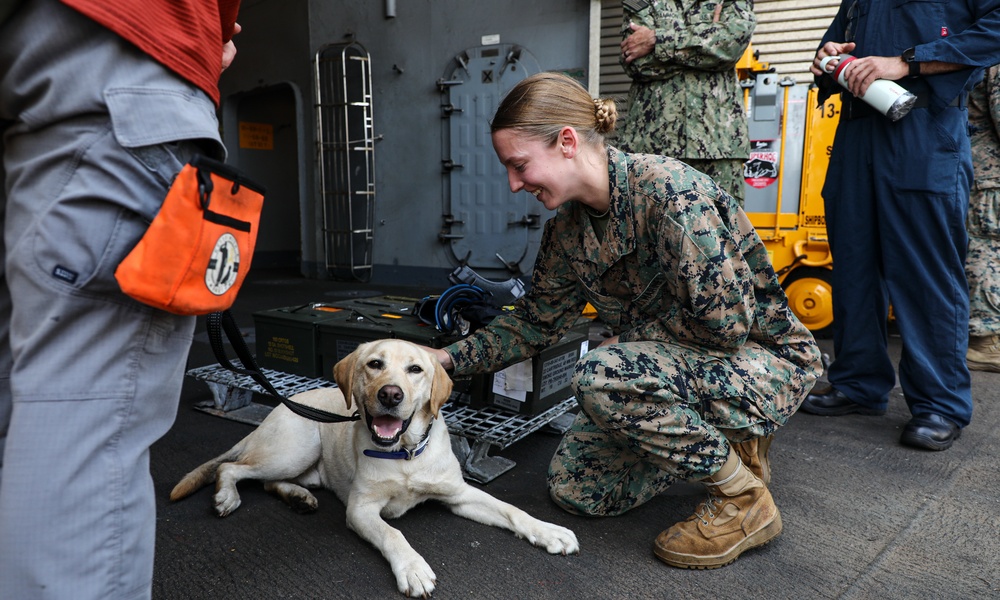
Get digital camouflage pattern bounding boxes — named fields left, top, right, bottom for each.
left=444, top=147, right=821, bottom=515
left=680, top=157, right=746, bottom=206
left=967, top=65, right=1000, bottom=336
left=615, top=0, right=754, bottom=203
left=548, top=341, right=782, bottom=517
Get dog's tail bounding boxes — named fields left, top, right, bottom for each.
left=169, top=446, right=242, bottom=501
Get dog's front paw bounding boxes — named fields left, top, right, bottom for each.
left=392, top=555, right=436, bottom=598
left=525, top=521, right=580, bottom=555
left=213, top=487, right=242, bottom=517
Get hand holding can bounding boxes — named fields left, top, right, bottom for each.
left=820, top=54, right=917, bottom=121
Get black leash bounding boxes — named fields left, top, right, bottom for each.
left=206, top=310, right=360, bottom=423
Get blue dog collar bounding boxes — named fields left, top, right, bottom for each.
left=363, top=437, right=429, bottom=460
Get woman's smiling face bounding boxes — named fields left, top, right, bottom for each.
left=492, top=128, right=576, bottom=211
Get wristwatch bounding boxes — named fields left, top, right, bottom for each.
left=902, top=47, right=920, bottom=77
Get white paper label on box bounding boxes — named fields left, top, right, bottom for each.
left=493, top=360, right=532, bottom=402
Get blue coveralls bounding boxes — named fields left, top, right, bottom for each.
left=819, top=0, right=1000, bottom=427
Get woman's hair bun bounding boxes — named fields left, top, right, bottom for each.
left=594, top=98, right=617, bottom=135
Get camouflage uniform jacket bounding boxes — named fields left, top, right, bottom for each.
left=616, top=0, right=754, bottom=161
left=445, top=147, right=822, bottom=425
left=969, top=65, right=1000, bottom=190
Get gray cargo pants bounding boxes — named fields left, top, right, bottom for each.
left=0, top=1, right=223, bottom=598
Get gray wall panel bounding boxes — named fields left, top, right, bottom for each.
left=220, top=0, right=592, bottom=286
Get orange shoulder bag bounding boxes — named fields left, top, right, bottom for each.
left=115, top=155, right=265, bottom=315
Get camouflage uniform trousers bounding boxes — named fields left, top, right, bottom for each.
left=683, top=158, right=746, bottom=207
left=967, top=186, right=1000, bottom=336
left=548, top=341, right=776, bottom=517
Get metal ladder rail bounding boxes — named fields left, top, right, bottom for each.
left=315, top=42, right=376, bottom=281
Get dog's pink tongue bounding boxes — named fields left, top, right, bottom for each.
left=373, top=416, right=403, bottom=439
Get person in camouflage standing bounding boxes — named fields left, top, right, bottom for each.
left=617, top=0, right=754, bottom=205
left=428, top=72, right=821, bottom=569
left=966, top=65, right=1000, bottom=372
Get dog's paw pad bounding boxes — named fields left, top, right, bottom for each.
left=534, top=524, right=580, bottom=555
left=395, top=558, right=436, bottom=598
left=288, top=495, right=319, bottom=514
left=214, top=490, right=241, bottom=517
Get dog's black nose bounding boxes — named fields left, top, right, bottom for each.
left=378, top=385, right=404, bottom=408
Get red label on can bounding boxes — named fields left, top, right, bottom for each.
left=832, top=55, right=857, bottom=81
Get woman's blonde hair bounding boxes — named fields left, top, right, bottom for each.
left=490, top=72, right=617, bottom=147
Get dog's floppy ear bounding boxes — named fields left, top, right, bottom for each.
left=429, top=357, right=453, bottom=418
left=332, top=347, right=359, bottom=410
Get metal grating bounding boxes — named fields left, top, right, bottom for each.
left=187, top=361, right=330, bottom=398
left=444, top=399, right=577, bottom=448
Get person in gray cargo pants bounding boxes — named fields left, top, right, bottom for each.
left=0, top=0, right=239, bottom=597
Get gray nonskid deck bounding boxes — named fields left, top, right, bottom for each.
left=152, top=271, right=1000, bottom=600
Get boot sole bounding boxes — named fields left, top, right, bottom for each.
left=899, top=429, right=960, bottom=451
left=653, top=510, right=783, bottom=570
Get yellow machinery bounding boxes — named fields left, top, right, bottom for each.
left=583, top=49, right=840, bottom=334
left=738, top=48, right=839, bottom=336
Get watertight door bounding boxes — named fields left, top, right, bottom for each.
left=440, top=44, right=546, bottom=276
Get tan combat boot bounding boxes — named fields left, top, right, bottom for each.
left=731, top=434, right=772, bottom=485
left=653, top=448, right=782, bottom=569
left=967, top=335, right=1000, bottom=373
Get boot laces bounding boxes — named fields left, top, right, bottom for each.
left=695, top=494, right=723, bottom=525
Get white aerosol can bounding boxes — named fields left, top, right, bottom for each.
left=820, top=54, right=917, bottom=122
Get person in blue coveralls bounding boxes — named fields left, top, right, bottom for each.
left=800, top=0, right=1000, bottom=451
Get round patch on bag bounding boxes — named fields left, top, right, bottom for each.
left=205, top=233, right=240, bottom=296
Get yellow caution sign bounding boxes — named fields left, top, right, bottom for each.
left=238, top=121, right=274, bottom=150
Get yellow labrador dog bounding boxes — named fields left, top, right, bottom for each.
left=170, top=338, right=579, bottom=597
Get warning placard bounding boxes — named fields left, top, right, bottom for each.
left=744, top=140, right=779, bottom=189
left=238, top=121, right=274, bottom=150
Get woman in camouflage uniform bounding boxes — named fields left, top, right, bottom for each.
left=429, top=72, right=822, bottom=569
